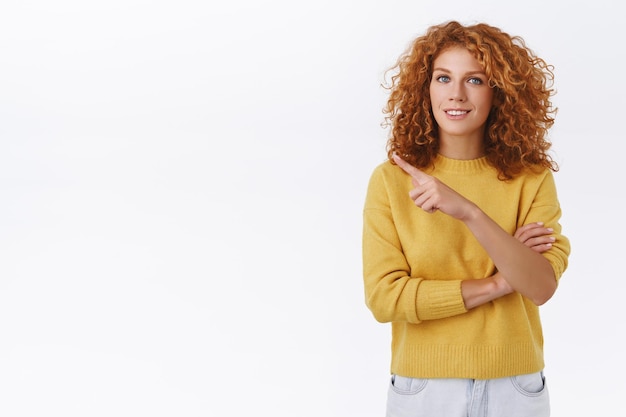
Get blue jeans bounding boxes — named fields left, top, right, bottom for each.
left=386, top=371, right=549, bottom=417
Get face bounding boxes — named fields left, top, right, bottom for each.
left=429, top=47, right=494, bottom=145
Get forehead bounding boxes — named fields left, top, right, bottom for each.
left=433, top=47, right=484, bottom=72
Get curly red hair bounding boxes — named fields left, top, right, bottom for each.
left=383, top=20, right=558, bottom=179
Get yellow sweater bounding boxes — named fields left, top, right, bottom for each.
left=362, top=155, right=570, bottom=379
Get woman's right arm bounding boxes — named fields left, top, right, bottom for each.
left=363, top=167, right=469, bottom=324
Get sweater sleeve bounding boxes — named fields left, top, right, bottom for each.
left=521, top=170, right=571, bottom=282
left=362, top=165, right=468, bottom=323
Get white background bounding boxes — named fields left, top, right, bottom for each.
left=0, top=1, right=621, bottom=416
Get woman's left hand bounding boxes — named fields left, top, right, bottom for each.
left=393, top=154, right=478, bottom=221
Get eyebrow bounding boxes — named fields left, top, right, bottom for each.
left=432, top=67, right=486, bottom=76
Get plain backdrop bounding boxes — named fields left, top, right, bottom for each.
left=0, top=1, right=622, bottom=416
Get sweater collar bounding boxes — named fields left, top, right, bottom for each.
left=434, top=154, right=491, bottom=174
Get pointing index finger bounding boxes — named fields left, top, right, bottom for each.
left=392, top=153, right=430, bottom=184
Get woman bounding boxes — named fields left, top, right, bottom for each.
left=362, top=21, right=570, bottom=416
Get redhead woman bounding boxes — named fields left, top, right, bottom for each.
left=362, top=21, right=570, bottom=417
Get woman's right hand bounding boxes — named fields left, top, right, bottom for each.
left=514, top=222, right=555, bottom=253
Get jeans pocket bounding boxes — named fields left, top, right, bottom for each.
left=389, top=374, right=429, bottom=395
left=510, top=371, right=547, bottom=396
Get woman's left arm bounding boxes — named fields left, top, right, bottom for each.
left=462, top=206, right=556, bottom=305
left=393, top=154, right=569, bottom=305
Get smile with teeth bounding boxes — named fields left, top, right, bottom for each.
left=446, top=110, right=469, bottom=116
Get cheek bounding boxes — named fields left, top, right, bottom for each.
left=428, top=82, right=439, bottom=104
left=473, top=94, right=493, bottom=118
left=482, top=90, right=494, bottom=108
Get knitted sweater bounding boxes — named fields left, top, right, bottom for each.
left=362, top=155, right=570, bottom=380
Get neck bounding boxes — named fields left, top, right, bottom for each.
left=438, top=132, right=484, bottom=160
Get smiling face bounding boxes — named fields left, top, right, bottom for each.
left=429, top=46, right=494, bottom=158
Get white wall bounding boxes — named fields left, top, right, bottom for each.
left=0, top=1, right=621, bottom=416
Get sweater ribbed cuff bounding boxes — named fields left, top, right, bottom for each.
left=416, top=279, right=467, bottom=321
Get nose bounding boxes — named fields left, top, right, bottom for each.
left=450, top=82, right=466, bottom=102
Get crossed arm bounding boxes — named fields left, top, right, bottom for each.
left=461, top=222, right=555, bottom=308
left=392, top=154, right=557, bottom=308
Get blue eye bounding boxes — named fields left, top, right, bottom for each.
left=436, top=75, right=450, bottom=83
left=468, top=77, right=483, bottom=85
